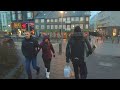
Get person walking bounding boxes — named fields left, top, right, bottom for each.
left=38, top=35, right=55, bottom=79
left=21, top=31, right=40, bottom=79
left=66, top=26, right=92, bottom=79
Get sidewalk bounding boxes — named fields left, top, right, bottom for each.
left=17, top=39, right=74, bottom=79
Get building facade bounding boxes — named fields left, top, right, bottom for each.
left=34, top=11, right=91, bottom=36
left=95, top=11, right=120, bottom=36
left=90, top=14, right=98, bottom=31
left=0, top=11, right=11, bottom=32
left=10, top=11, right=39, bottom=35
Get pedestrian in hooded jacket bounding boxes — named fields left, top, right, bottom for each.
left=66, top=26, right=92, bottom=79
left=39, top=35, right=55, bottom=79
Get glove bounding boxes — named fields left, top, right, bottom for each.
left=89, top=51, right=92, bottom=55
left=53, top=54, right=55, bottom=57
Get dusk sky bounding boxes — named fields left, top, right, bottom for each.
left=90, top=11, right=101, bottom=18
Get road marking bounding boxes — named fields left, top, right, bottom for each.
left=99, top=62, right=113, bottom=67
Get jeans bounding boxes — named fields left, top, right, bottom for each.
left=72, top=59, right=87, bottom=79
left=25, top=57, right=40, bottom=78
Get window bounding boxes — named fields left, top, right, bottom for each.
left=17, top=11, right=22, bottom=20
left=71, top=17, right=74, bottom=21
left=35, top=19, right=39, bottom=23
left=41, top=25, right=45, bottom=29
left=59, top=18, right=62, bottom=22
left=85, top=24, right=89, bottom=29
left=71, top=24, right=74, bottom=29
left=75, top=17, right=79, bottom=21
left=51, top=25, right=54, bottom=29
left=41, top=19, right=44, bottom=23
left=80, top=24, right=83, bottom=29
left=55, top=19, right=58, bottom=22
left=27, top=11, right=33, bottom=19
left=67, top=25, right=70, bottom=29
left=55, top=25, right=58, bottom=29
left=35, top=25, right=39, bottom=29
left=63, top=18, right=66, bottom=22
left=47, top=25, right=50, bottom=29
left=67, top=17, right=70, bottom=21
left=51, top=19, right=54, bottom=22
left=59, top=25, right=62, bottom=29
left=75, top=24, right=79, bottom=27
left=12, top=11, right=16, bottom=20
left=86, top=17, right=89, bottom=21
left=63, top=25, right=66, bottom=29
left=47, top=19, right=50, bottom=23
left=80, top=17, right=84, bottom=21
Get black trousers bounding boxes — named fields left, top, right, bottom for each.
left=43, top=58, right=51, bottom=72
left=72, top=59, right=87, bottom=79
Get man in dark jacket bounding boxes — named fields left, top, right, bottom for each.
left=66, top=26, right=92, bottom=79
left=21, top=31, right=40, bottom=79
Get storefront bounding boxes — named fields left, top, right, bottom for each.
left=11, top=22, right=35, bottom=35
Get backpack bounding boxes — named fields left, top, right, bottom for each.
left=69, top=36, right=89, bottom=60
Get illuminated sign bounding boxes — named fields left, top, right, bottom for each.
left=13, top=23, right=21, bottom=28
left=22, top=23, right=26, bottom=29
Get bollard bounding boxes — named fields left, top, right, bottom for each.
left=59, top=43, right=62, bottom=55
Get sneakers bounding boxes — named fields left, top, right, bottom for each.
left=36, top=68, right=40, bottom=75
left=46, top=72, right=50, bottom=79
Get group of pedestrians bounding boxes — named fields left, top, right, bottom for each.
left=21, top=26, right=93, bottom=79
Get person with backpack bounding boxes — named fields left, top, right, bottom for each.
left=38, top=35, right=55, bottom=79
left=66, top=26, right=92, bottom=79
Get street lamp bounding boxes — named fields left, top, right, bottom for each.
left=59, top=11, right=64, bottom=55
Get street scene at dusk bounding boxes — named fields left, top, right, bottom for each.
left=0, top=11, right=120, bottom=79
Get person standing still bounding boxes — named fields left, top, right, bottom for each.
left=21, top=31, right=40, bottom=79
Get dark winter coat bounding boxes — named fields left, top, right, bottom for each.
left=21, top=36, right=39, bottom=58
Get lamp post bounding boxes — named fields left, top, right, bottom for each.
left=59, top=11, right=64, bottom=55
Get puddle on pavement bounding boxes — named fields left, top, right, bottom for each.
left=99, top=62, right=113, bottom=67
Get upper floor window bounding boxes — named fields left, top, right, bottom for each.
left=35, top=19, right=39, bottom=23
left=17, top=11, right=22, bottom=20
left=51, top=19, right=54, bottom=22
left=27, top=11, right=33, bottom=19
left=55, top=19, right=58, bottom=22
left=80, top=17, right=84, bottom=21
left=47, top=19, right=50, bottom=23
left=41, top=19, right=44, bottom=23
left=67, top=17, right=70, bottom=21
left=75, top=17, right=79, bottom=21
left=86, top=17, right=89, bottom=21
left=12, top=11, right=16, bottom=20
left=71, top=17, right=74, bottom=21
